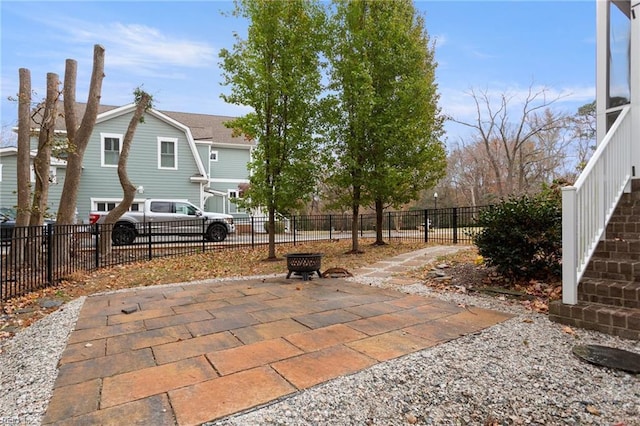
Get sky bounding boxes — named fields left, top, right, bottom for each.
left=0, top=0, right=597, bottom=145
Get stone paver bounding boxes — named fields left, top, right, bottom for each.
left=43, top=246, right=512, bottom=425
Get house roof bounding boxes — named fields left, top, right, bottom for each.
left=31, top=102, right=254, bottom=147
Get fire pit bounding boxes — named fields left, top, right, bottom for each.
left=285, top=252, right=323, bottom=281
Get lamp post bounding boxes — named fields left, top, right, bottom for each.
left=433, top=192, right=438, bottom=210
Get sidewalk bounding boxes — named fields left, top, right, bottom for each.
left=42, top=246, right=511, bottom=426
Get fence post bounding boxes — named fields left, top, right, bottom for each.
left=202, top=218, right=206, bottom=252
left=251, top=216, right=255, bottom=249
left=423, top=210, right=428, bottom=243
left=329, top=215, right=333, bottom=240
left=360, top=214, right=363, bottom=237
left=93, top=224, right=100, bottom=269
left=293, top=216, right=297, bottom=245
left=46, top=223, right=53, bottom=283
left=147, top=222, right=153, bottom=261
left=387, top=212, right=392, bottom=240
left=452, top=207, right=458, bottom=244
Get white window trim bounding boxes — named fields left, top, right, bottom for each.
left=101, top=133, right=123, bottom=168
left=209, top=149, right=219, bottom=162
left=0, top=164, right=3, bottom=182
left=30, top=166, right=57, bottom=183
left=90, top=198, right=144, bottom=211
left=228, top=189, right=238, bottom=199
left=157, top=137, right=178, bottom=170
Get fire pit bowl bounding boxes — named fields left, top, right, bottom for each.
left=285, top=252, right=323, bottom=281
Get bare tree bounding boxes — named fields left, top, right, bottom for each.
left=443, top=140, right=497, bottom=206
left=100, top=90, right=153, bottom=252
left=57, top=44, right=105, bottom=225
left=11, top=68, right=32, bottom=266
left=570, top=100, right=596, bottom=174
left=16, top=69, right=32, bottom=228
left=452, top=85, right=570, bottom=198
left=30, top=73, right=60, bottom=227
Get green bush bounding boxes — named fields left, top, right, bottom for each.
left=263, top=220, right=286, bottom=234
left=472, top=185, right=562, bottom=280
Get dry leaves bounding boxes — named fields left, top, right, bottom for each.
left=0, top=239, right=426, bottom=340
left=415, top=248, right=563, bottom=314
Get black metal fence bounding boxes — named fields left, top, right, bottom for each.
left=0, top=206, right=488, bottom=302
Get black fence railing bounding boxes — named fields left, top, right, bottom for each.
left=0, top=206, right=488, bottom=302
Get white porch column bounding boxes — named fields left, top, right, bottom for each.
left=596, top=0, right=608, bottom=146
left=632, top=1, right=639, bottom=171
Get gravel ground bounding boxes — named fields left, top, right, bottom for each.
left=1, top=273, right=639, bottom=426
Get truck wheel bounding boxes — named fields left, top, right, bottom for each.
left=112, top=224, right=136, bottom=246
left=206, top=223, right=227, bottom=242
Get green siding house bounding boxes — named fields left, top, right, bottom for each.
left=0, top=103, right=253, bottom=223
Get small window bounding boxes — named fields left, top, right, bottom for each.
left=94, top=200, right=140, bottom=212
left=101, top=133, right=122, bottom=167
left=96, top=202, right=117, bottom=211
left=209, top=149, right=218, bottom=162
left=175, top=202, right=197, bottom=215
left=158, top=137, right=178, bottom=169
left=228, top=190, right=238, bottom=199
left=150, top=201, right=172, bottom=213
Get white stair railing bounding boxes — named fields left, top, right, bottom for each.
left=562, top=105, right=632, bottom=304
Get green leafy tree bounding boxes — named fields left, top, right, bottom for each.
left=325, top=0, right=446, bottom=251
left=366, top=1, right=446, bottom=245
left=220, top=0, right=326, bottom=260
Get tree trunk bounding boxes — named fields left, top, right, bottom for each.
left=267, top=206, right=276, bottom=260
left=100, top=92, right=152, bottom=253
left=57, top=44, right=105, bottom=225
left=30, top=72, right=59, bottom=227
left=349, top=184, right=361, bottom=253
left=374, top=199, right=385, bottom=246
left=11, top=68, right=32, bottom=267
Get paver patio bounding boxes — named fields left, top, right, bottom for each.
left=42, top=247, right=513, bottom=425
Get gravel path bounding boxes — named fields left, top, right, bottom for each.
left=1, top=262, right=639, bottom=425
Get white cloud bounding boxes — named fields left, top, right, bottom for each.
left=432, top=34, right=447, bottom=48
left=439, top=83, right=596, bottom=141
left=40, top=17, right=217, bottom=78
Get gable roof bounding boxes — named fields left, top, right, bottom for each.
left=30, top=102, right=253, bottom=147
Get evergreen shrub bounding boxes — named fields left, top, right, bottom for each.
left=472, top=185, right=562, bottom=280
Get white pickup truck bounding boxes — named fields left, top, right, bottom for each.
left=89, top=199, right=235, bottom=245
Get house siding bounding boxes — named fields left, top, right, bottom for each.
left=2, top=105, right=254, bottom=223
left=0, top=158, right=18, bottom=210
left=196, top=143, right=250, bottom=216
left=0, top=154, right=67, bottom=220
left=208, top=146, right=251, bottom=180
left=75, top=112, right=202, bottom=221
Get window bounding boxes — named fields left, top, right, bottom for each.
left=101, top=133, right=122, bottom=167
left=150, top=201, right=172, bottom=213
left=209, top=149, right=218, bottom=162
left=158, top=137, right=178, bottom=169
left=228, top=190, right=238, bottom=199
left=96, top=202, right=117, bottom=212
left=94, top=201, right=141, bottom=212
left=29, top=166, right=57, bottom=183
left=175, top=201, right=198, bottom=215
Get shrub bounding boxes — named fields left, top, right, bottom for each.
left=472, top=185, right=562, bottom=280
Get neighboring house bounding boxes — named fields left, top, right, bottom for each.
left=0, top=103, right=254, bottom=222
left=551, top=0, right=639, bottom=339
